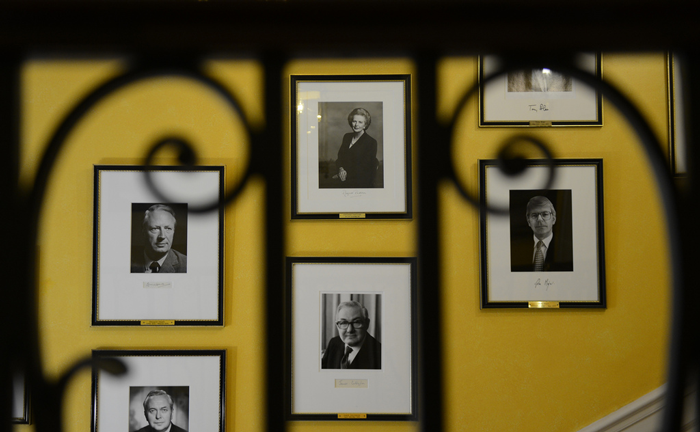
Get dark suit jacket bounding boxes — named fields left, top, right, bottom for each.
left=321, top=334, right=381, bottom=369
left=131, top=249, right=187, bottom=273
left=510, top=235, right=573, bottom=272
left=335, top=131, right=378, bottom=188
left=136, top=423, right=187, bottom=432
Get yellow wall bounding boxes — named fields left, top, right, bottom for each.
left=16, top=53, right=670, bottom=432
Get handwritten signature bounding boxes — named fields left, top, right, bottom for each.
left=534, top=278, right=554, bottom=290
left=528, top=103, right=550, bottom=112
left=342, top=191, right=367, bottom=198
left=336, top=379, right=367, bottom=388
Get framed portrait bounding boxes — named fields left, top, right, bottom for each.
left=479, top=159, right=606, bottom=308
left=12, top=370, right=30, bottom=424
left=92, top=166, right=224, bottom=326
left=479, top=53, right=603, bottom=127
left=291, top=75, right=412, bottom=219
left=667, top=52, right=687, bottom=176
left=286, top=257, right=417, bottom=420
left=91, top=350, right=225, bottom=432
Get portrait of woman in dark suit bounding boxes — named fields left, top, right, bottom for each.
left=330, top=107, right=379, bottom=188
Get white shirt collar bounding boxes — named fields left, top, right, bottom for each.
left=533, top=233, right=553, bottom=249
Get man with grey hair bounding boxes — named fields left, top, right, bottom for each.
left=511, top=195, right=573, bottom=272
left=137, top=389, right=187, bottom=432
left=321, top=300, right=381, bottom=369
left=131, top=204, right=187, bottom=273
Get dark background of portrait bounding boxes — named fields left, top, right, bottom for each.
left=128, top=386, right=189, bottom=432
left=320, top=293, right=382, bottom=359
left=317, top=101, right=384, bottom=188
left=509, top=190, right=573, bottom=269
left=130, top=203, right=189, bottom=268
left=507, top=70, right=573, bottom=92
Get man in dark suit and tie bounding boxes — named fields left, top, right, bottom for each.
left=511, top=195, right=573, bottom=272
left=131, top=204, right=187, bottom=273
left=136, top=390, right=187, bottom=432
left=321, top=301, right=381, bottom=370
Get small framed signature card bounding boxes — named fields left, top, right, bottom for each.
left=91, top=350, right=225, bottom=432
left=286, top=257, right=417, bottom=420
left=291, top=75, right=412, bottom=219
left=479, top=53, right=603, bottom=127
left=92, top=166, right=224, bottom=326
left=479, top=159, right=606, bottom=308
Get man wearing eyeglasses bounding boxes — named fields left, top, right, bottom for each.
left=511, top=195, right=573, bottom=272
left=321, top=301, right=381, bottom=369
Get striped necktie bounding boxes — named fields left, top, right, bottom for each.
left=534, top=240, right=544, bottom=272
left=340, top=345, right=353, bottom=369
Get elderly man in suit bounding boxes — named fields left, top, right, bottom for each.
left=137, top=390, right=187, bottom=432
left=322, top=300, right=381, bottom=370
left=511, top=195, right=573, bottom=272
left=131, top=204, right=187, bottom=273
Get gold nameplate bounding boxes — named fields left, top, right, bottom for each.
left=338, top=413, right=367, bottom=419
left=528, top=301, right=560, bottom=309
left=140, top=320, right=175, bottom=326
left=339, top=213, right=366, bottom=219
left=335, top=379, right=368, bottom=388
left=529, top=121, right=553, bottom=127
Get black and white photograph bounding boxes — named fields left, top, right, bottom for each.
left=507, top=69, right=573, bottom=93
left=92, top=350, right=225, bottom=432
left=479, top=53, right=603, bottom=126
left=130, top=203, right=188, bottom=274
left=291, top=75, right=412, bottom=219
left=286, top=257, right=417, bottom=420
left=129, top=386, right=189, bottom=432
left=479, top=159, right=606, bottom=308
left=318, top=102, right=384, bottom=189
left=92, top=166, right=224, bottom=326
left=509, top=190, right=574, bottom=273
left=320, top=293, right=382, bottom=370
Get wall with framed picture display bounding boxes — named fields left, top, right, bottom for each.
left=22, top=53, right=671, bottom=432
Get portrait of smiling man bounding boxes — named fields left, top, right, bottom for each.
left=136, top=390, right=187, bottom=432
left=321, top=300, right=381, bottom=370
left=131, top=204, right=187, bottom=274
left=509, top=191, right=574, bottom=272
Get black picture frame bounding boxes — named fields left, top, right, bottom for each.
left=291, top=75, right=412, bottom=220
left=667, top=52, right=687, bottom=176
left=479, top=53, right=603, bottom=127
left=285, top=257, right=418, bottom=420
left=92, top=165, right=225, bottom=326
left=91, top=349, right=226, bottom=432
left=479, top=159, right=606, bottom=308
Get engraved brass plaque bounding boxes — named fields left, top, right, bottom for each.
left=339, top=213, right=366, bottom=219
left=529, top=121, right=553, bottom=127
left=528, top=301, right=560, bottom=309
left=338, top=413, right=368, bottom=419
left=140, top=320, right=176, bottom=326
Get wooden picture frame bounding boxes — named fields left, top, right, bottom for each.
left=291, top=75, right=412, bottom=219
left=286, top=257, right=417, bottom=420
left=92, top=166, right=224, bottom=326
left=479, top=159, right=606, bottom=308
